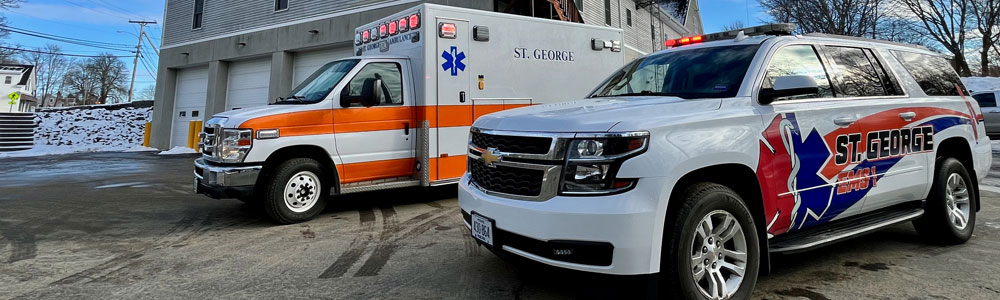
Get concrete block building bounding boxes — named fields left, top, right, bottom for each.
left=150, top=0, right=702, bottom=149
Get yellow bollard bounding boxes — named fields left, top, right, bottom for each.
left=142, top=122, right=151, bottom=147
left=187, top=121, right=197, bottom=149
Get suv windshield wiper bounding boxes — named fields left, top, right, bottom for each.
left=274, top=95, right=308, bottom=104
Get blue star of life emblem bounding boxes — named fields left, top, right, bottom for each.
left=441, top=46, right=466, bottom=76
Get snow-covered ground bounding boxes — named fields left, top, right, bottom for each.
left=0, top=106, right=155, bottom=158
left=963, top=77, right=1000, bottom=93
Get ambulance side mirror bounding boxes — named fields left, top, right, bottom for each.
left=360, top=78, right=382, bottom=108
left=758, top=75, right=820, bottom=105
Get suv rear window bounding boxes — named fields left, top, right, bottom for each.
left=973, top=93, right=997, bottom=108
left=891, top=50, right=966, bottom=96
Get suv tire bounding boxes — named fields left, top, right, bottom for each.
left=262, top=158, right=329, bottom=224
left=663, top=183, right=759, bottom=300
left=914, top=157, right=976, bottom=244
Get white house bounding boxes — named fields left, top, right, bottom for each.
left=0, top=64, right=37, bottom=113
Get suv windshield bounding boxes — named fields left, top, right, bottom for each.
left=276, top=59, right=359, bottom=104
left=590, top=45, right=760, bottom=99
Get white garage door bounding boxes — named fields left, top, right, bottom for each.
left=226, top=58, right=271, bottom=111
left=171, top=66, right=209, bottom=148
left=292, top=47, right=352, bottom=87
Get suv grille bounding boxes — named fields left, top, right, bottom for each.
left=469, top=157, right=545, bottom=197
left=471, top=132, right=552, bottom=154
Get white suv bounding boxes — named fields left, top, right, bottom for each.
left=459, top=25, right=990, bottom=299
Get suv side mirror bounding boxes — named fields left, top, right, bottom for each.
left=759, top=75, right=820, bottom=105
left=360, top=78, right=382, bottom=108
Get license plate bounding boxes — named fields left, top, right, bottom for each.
left=471, top=213, right=494, bottom=247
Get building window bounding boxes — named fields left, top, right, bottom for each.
left=604, top=0, right=611, bottom=25
left=193, top=0, right=204, bottom=29
left=626, top=9, right=632, bottom=26
left=4, top=76, right=10, bottom=84
left=274, top=0, right=288, bottom=11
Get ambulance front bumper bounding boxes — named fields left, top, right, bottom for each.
left=458, top=174, right=661, bottom=275
left=194, top=158, right=260, bottom=199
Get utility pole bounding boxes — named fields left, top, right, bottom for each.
left=127, top=20, right=157, bottom=103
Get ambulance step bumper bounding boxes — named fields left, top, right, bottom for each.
left=769, top=203, right=924, bottom=253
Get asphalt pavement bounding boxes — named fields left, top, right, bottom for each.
left=1, top=151, right=999, bottom=299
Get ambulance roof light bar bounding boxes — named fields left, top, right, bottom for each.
left=664, top=23, right=797, bottom=48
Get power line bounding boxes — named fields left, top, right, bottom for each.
left=1, top=26, right=136, bottom=52
left=2, top=25, right=134, bottom=47
left=0, top=46, right=132, bottom=58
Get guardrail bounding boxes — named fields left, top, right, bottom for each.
left=0, top=112, right=34, bottom=152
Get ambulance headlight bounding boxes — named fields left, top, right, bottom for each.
left=561, top=133, right=649, bottom=195
left=217, top=128, right=252, bottom=163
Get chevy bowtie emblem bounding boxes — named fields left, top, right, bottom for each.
left=482, top=147, right=503, bottom=168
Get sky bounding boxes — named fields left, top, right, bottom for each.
left=0, top=0, right=766, bottom=100
left=3, top=0, right=164, bottom=99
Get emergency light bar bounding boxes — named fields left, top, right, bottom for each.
left=664, top=23, right=797, bottom=48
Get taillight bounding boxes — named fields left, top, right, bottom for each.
left=409, top=14, right=420, bottom=29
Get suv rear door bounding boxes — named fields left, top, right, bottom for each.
left=820, top=45, right=928, bottom=213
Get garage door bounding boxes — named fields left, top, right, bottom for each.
left=292, top=47, right=352, bottom=87
left=171, top=66, right=209, bottom=148
left=226, top=58, right=271, bottom=111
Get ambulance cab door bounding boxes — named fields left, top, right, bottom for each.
left=434, top=19, right=472, bottom=182
left=334, top=59, right=417, bottom=184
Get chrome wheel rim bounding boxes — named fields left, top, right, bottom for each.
left=690, top=210, right=748, bottom=300
left=945, top=173, right=971, bottom=230
left=283, top=171, right=320, bottom=213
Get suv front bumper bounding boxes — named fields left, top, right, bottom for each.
left=194, top=158, right=261, bottom=199
left=458, top=174, right=662, bottom=275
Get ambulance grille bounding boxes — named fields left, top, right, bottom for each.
left=471, top=132, right=552, bottom=155
left=201, top=126, right=216, bottom=156
left=469, top=158, right=544, bottom=197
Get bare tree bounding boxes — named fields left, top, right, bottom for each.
left=26, top=45, right=70, bottom=107
left=970, top=0, right=999, bottom=76
left=137, top=85, right=155, bottom=100
left=896, top=0, right=973, bottom=76
left=758, top=0, right=884, bottom=37
left=722, top=20, right=746, bottom=32
left=62, top=54, right=130, bottom=105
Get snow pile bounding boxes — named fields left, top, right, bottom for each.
left=963, top=77, right=1000, bottom=93
left=0, top=106, right=153, bottom=158
left=158, top=146, right=198, bottom=155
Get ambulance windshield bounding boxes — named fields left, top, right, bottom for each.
left=590, top=45, right=760, bottom=100
left=278, top=59, right=360, bottom=104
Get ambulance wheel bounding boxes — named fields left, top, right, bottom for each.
left=914, top=157, right=976, bottom=244
left=663, top=183, right=759, bottom=300
left=262, top=158, right=329, bottom=224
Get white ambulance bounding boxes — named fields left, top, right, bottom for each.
left=459, top=24, right=990, bottom=299
left=193, top=4, right=625, bottom=224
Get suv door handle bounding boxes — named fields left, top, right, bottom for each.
left=989, top=110, right=1000, bottom=114
left=899, top=112, right=916, bottom=121
left=833, top=116, right=858, bottom=126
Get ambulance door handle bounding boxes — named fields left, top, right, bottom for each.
left=459, top=91, right=466, bottom=103
left=899, top=112, right=916, bottom=121
left=833, top=116, right=857, bottom=126
left=404, top=122, right=410, bottom=135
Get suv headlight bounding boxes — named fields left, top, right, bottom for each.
left=218, top=128, right=252, bottom=163
left=560, top=132, right=649, bottom=195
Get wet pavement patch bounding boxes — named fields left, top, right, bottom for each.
left=774, top=287, right=830, bottom=300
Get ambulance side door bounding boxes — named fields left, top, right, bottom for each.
left=434, top=18, right=472, bottom=181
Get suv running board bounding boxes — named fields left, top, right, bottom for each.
left=768, top=205, right=924, bottom=254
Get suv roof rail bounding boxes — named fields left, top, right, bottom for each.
left=803, top=32, right=931, bottom=52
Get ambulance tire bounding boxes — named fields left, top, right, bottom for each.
left=663, top=183, right=759, bottom=300
left=914, top=157, right=976, bottom=245
left=262, top=158, right=329, bottom=224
